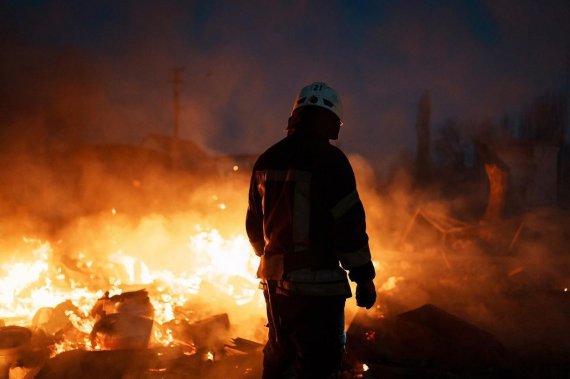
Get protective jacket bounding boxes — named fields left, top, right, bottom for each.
left=246, top=128, right=375, bottom=297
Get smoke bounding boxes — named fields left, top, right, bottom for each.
left=347, top=152, right=570, bottom=363
left=2, top=0, right=569, bottom=171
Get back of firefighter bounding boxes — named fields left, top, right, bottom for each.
left=246, top=82, right=377, bottom=379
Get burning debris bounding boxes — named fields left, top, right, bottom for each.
left=90, top=290, right=154, bottom=350
left=0, top=283, right=264, bottom=378
left=0, top=211, right=267, bottom=377
left=0, top=144, right=270, bottom=376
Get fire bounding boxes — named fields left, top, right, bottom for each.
left=0, top=172, right=391, bottom=361
left=0, top=218, right=263, bottom=355
left=0, top=240, right=96, bottom=321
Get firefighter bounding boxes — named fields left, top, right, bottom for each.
left=246, top=82, right=377, bottom=379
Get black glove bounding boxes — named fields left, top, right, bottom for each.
left=356, top=280, right=376, bottom=309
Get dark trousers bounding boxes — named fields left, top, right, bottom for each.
left=262, top=290, right=346, bottom=379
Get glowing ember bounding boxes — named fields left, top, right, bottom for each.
left=364, top=331, right=376, bottom=342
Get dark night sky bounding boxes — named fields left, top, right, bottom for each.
left=1, top=0, right=569, bottom=172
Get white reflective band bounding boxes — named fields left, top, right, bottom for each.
left=257, top=169, right=312, bottom=182
left=286, top=268, right=348, bottom=283
left=331, top=190, right=360, bottom=220
left=337, top=245, right=371, bottom=269
left=293, top=180, right=310, bottom=252
left=277, top=280, right=351, bottom=296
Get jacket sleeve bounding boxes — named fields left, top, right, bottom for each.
left=328, top=152, right=375, bottom=283
left=246, top=164, right=265, bottom=257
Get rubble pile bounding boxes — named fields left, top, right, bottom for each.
left=347, top=305, right=509, bottom=378
left=0, top=289, right=266, bottom=378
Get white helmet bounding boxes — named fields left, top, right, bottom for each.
left=291, top=82, right=343, bottom=123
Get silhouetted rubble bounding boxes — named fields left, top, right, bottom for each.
left=346, top=304, right=510, bottom=378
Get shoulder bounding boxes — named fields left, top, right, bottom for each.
left=327, top=144, right=349, bottom=161
left=253, top=137, right=288, bottom=170
left=325, top=144, right=353, bottom=171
